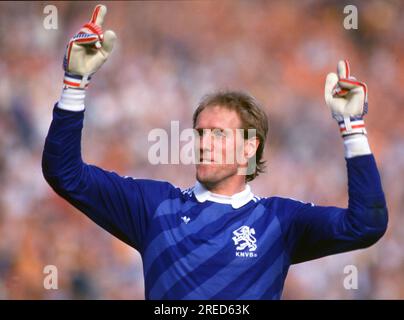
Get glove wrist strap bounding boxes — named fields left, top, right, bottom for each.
left=338, top=117, right=367, bottom=137
left=63, top=72, right=92, bottom=89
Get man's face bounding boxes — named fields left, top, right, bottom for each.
left=194, top=105, right=248, bottom=188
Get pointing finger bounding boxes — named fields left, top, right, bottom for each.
left=337, top=59, right=350, bottom=79
left=90, top=4, right=107, bottom=27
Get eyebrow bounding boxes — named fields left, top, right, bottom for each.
left=194, top=127, right=226, bottom=131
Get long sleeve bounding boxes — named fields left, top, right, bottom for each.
left=280, top=154, right=388, bottom=264
left=42, top=104, right=174, bottom=252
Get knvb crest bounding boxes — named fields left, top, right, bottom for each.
left=232, top=225, right=258, bottom=258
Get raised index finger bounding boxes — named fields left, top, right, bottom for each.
left=337, top=59, right=350, bottom=79
left=90, top=4, right=107, bottom=27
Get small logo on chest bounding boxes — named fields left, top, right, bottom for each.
left=181, top=216, right=191, bottom=224
left=232, top=225, right=258, bottom=258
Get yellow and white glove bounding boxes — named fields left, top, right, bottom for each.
left=63, top=4, right=116, bottom=89
left=324, top=60, right=371, bottom=158
left=59, top=5, right=116, bottom=112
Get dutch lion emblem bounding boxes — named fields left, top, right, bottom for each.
left=232, top=225, right=257, bottom=252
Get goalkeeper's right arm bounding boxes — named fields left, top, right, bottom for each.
left=41, top=5, right=149, bottom=250
left=59, top=4, right=116, bottom=111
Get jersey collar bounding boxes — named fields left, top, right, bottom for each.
left=193, top=181, right=255, bottom=209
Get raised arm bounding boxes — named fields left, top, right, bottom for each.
left=282, top=60, right=388, bottom=264
left=42, top=5, right=173, bottom=252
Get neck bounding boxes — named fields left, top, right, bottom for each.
left=201, top=175, right=246, bottom=196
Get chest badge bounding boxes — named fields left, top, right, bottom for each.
left=232, top=225, right=258, bottom=258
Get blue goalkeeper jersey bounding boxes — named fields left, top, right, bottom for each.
left=42, top=106, right=388, bottom=300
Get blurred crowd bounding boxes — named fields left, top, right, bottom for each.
left=0, top=1, right=403, bottom=299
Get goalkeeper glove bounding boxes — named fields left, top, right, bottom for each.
left=324, top=59, right=368, bottom=137
left=58, top=4, right=116, bottom=112
left=62, top=4, right=116, bottom=89
left=324, top=60, right=371, bottom=158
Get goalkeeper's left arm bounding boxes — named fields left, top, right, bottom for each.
left=279, top=60, right=388, bottom=264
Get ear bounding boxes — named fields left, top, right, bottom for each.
left=244, top=137, right=260, bottom=159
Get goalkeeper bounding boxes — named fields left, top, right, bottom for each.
left=42, top=5, right=388, bottom=299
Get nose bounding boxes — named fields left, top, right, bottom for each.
left=194, top=130, right=213, bottom=162
left=200, top=130, right=213, bottom=151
